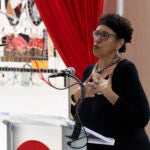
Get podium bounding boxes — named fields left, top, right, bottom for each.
left=0, top=113, right=115, bottom=150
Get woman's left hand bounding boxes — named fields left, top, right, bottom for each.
left=93, top=73, right=119, bottom=105
left=96, top=74, right=112, bottom=95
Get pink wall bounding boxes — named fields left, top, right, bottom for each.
left=103, top=0, right=150, bottom=138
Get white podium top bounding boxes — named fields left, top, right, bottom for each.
left=0, top=112, right=69, bottom=126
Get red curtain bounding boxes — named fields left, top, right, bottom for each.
left=34, top=0, right=104, bottom=79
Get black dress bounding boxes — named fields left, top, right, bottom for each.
left=74, top=59, right=150, bottom=150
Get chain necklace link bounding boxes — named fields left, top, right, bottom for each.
left=94, top=53, right=122, bottom=74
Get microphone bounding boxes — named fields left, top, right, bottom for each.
left=49, top=67, right=75, bottom=78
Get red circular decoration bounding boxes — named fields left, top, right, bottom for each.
left=17, top=140, right=50, bottom=150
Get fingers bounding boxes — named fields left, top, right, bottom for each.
left=84, top=73, right=112, bottom=98
left=97, top=74, right=113, bottom=94
left=85, top=81, right=97, bottom=98
left=108, top=73, right=112, bottom=86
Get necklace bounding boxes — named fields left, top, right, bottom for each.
left=95, top=53, right=122, bottom=74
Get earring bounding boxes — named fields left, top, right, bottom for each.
left=117, top=51, right=122, bottom=58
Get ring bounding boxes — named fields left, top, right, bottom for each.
left=93, top=78, right=99, bottom=84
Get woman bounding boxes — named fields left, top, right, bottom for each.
left=71, top=13, right=150, bottom=150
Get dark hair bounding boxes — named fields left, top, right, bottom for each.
left=98, top=13, right=133, bottom=52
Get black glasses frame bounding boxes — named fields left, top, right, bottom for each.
left=93, top=30, right=117, bottom=40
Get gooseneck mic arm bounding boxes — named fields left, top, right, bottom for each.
left=68, top=73, right=86, bottom=139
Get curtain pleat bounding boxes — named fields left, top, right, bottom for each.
left=34, top=0, right=104, bottom=79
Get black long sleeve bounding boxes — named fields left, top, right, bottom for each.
left=112, top=60, right=150, bottom=128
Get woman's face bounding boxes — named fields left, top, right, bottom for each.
left=93, top=25, right=121, bottom=58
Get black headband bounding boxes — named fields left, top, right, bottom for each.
left=99, top=19, right=121, bottom=38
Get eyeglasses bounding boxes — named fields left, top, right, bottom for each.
left=92, top=30, right=117, bottom=40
